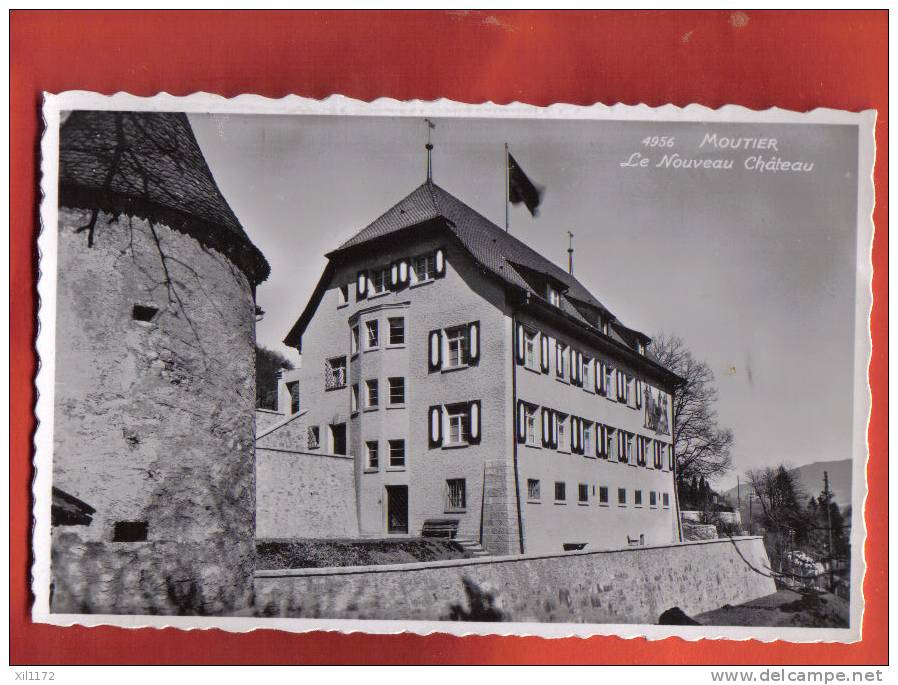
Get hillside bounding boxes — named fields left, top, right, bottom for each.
left=723, top=459, right=853, bottom=509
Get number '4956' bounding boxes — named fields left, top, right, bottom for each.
left=642, top=136, right=675, bottom=147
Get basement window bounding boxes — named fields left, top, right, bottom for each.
left=112, top=520, right=148, bottom=542
left=131, top=304, right=159, bottom=323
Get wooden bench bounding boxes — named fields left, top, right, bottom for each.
left=421, top=518, right=460, bottom=539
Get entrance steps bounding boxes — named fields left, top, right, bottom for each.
left=455, top=538, right=490, bottom=558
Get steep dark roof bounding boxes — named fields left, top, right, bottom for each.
left=288, top=182, right=669, bottom=380
left=59, top=110, right=269, bottom=285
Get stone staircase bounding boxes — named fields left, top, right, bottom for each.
left=455, top=537, right=490, bottom=558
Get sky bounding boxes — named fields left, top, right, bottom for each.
left=190, top=113, right=859, bottom=488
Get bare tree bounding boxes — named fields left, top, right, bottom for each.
left=650, top=333, right=733, bottom=486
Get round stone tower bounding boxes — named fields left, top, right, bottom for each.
left=50, top=111, right=269, bottom=615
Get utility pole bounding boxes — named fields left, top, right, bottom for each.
left=567, top=231, right=574, bottom=275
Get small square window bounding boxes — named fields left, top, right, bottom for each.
left=578, top=483, right=589, bottom=504
left=389, top=317, right=405, bottom=346
left=527, top=479, right=541, bottom=501
left=365, top=320, right=379, bottom=349
left=389, top=439, right=405, bottom=468
left=366, top=379, right=379, bottom=408
left=446, top=479, right=466, bottom=511
left=388, top=377, right=405, bottom=405
left=112, top=520, right=148, bottom=542
left=598, top=486, right=609, bottom=504
left=618, top=488, right=627, bottom=506
left=131, top=304, right=159, bottom=323
left=554, top=481, right=566, bottom=503
left=366, top=441, right=379, bottom=469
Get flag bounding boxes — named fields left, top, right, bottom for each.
left=507, top=152, right=543, bottom=216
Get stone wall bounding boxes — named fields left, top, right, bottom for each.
left=254, top=536, right=776, bottom=623
left=256, top=411, right=358, bottom=539
left=51, top=208, right=257, bottom=615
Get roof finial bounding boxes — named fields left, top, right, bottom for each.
left=567, top=230, right=574, bottom=275
left=425, top=118, right=436, bottom=183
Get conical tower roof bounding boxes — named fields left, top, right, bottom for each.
left=59, top=110, right=269, bottom=285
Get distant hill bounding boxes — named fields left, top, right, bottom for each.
left=722, top=459, right=853, bottom=510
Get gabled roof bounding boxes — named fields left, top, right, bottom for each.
left=59, top=110, right=269, bottom=285
left=288, top=181, right=667, bottom=376
left=333, top=182, right=608, bottom=312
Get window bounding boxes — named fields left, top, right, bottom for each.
left=583, top=422, right=593, bottom=455
left=598, top=363, right=613, bottom=397
left=369, top=268, right=388, bottom=295
left=446, top=479, right=466, bottom=511
left=557, top=343, right=568, bottom=378
left=366, top=379, right=379, bottom=408
left=389, top=439, right=405, bottom=468
left=524, top=403, right=539, bottom=446
left=325, top=356, right=347, bottom=390
left=286, top=381, right=300, bottom=414
left=351, top=324, right=360, bottom=355
left=598, top=486, right=609, bottom=505
left=112, top=521, right=148, bottom=542
left=581, top=355, right=592, bottom=389
left=330, top=423, right=347, bottom=455
left=307, top=425, right=320, bottom=450
left=556, top=413, right=568, bottom=451
left=337, top=284, right=349, bottom=307
left=414, top=253, right=436, bottom=282
left=634, top=490, right=643, bottom=506
left=662, top=492, right=671, bottom=508
left=637, top=340, right=646, bottom=355
left=548, top=286, right=561, bottom=307
left=635, top=379, right=644, bottom=408
left=602, top=318, right=610, bottom=335
left=527, top=479, right=541, bottom=502
left=523, top=329, right=539, bottom=370
left=618, top=487, right=627, bottom=506
left=653, top=441, right=663, bottom=469
left=597, top=424, right=613, bottom=459
left=388, top=317, right=405, bottom=346
left=650, top=491, right=658, bottom=507
left=637, top=436, right=649, bottom=466
left=131, top=304, right=159, bottom=322
left=366, top=441, right=379, bottom=469
left=388, top=377, right=405, bottom=405
left=351, top=383, right=359, bottom=413
left=445, top=326, right=467, bottom=368
left=446, top=404, right=471, bottom=445
left=554, top=481, right=567, bottom=503
left=668, top=444, right=675, bottom=471
left=616, top=431, right=632, bottom=463
left=578, top=483, right=589, bottom=504
left=365, top=320, right=379, bottom=350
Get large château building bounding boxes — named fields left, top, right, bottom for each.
left=282, top=179, right=681, bottom=555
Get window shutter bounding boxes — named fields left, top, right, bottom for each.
left=556, top=344, right=563, bottom=378
left=580, top=420, right=586, bottom=455
left=541, top=408, right=550, bottom=447
left=516, top=323, right=525, bottom=365
left=551, top=411, right=558, bottom=448
left=569, top=350, right=576, bottom=384
left=434, top=248, right=446, bottom=277
left=595, top=424, right=603, bottom=457
left=399, top=258, right=409, bottom=285
left=595, top=362, right=603, bottom=393
left=469, top=400, right=481, bottom=444
left=570, top=417, right=578, bottom=452
left=390, top=262, right=399, bottom=289
left=540, top=334, right=549, bottom=373
left=576, top=352, right=583, bottom=386
left=356, top=271, right=367, bottom=300
left=428, top=329, right=442, bottom=372
left=429, top=405, right=443, bottom=447
left=468, top=321, right=480, bottom=364
left=516, top=400, right=527, bottom=444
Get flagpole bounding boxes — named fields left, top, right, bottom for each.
left=504, top=142, right=510, bottom=232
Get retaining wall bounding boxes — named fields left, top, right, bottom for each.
left=254, top=536, right=776, bottom=623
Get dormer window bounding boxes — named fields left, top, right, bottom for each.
left=637, top=341, right=646, bottom=355
left=548, top=286, right=561, bottom=307
left=601, top=318, right=610, bottom=335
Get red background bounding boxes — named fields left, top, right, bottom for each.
left=10, top=10, right=888, bottom=665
